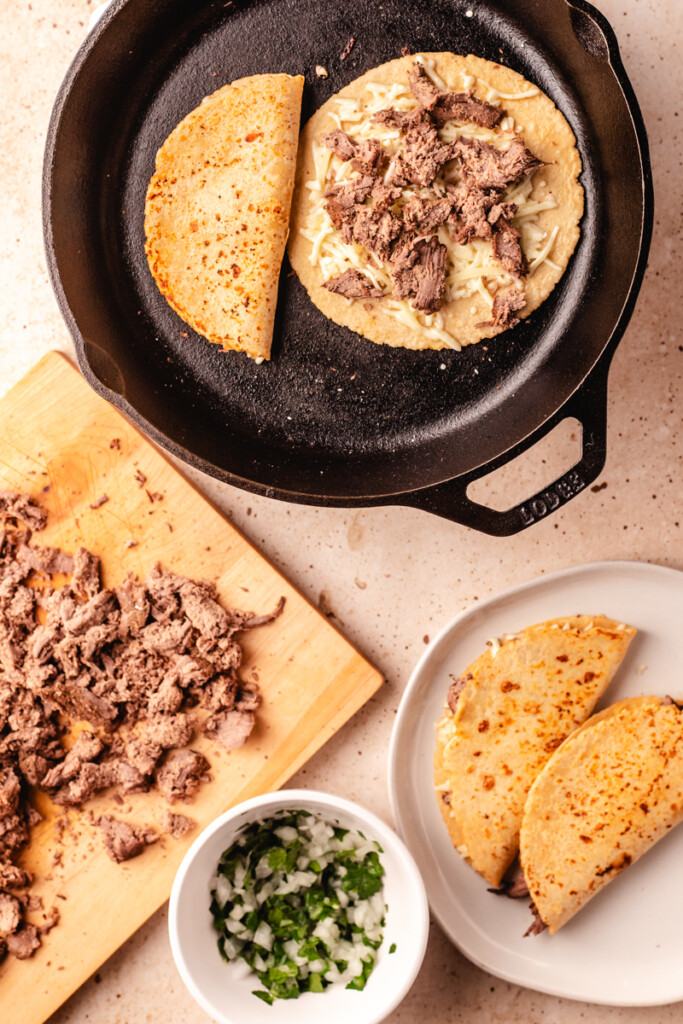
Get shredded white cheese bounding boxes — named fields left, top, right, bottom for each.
left=487, top=636, right=502, bottom=657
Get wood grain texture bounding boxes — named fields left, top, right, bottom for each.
left=0, top=352, right=383, bottom=1024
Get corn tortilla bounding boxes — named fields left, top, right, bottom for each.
left=289, top=53, right=584, bottom=351
left=434, top=615, right=636, bottom=886
left=145, top=73, right=303, bottom=361
left=520, top=696, right=683, bottom=933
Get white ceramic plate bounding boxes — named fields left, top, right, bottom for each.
left=388, top=560, right=683, bottom=1007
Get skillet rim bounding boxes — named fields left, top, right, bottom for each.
left=42, top=0, right=654, bottom=509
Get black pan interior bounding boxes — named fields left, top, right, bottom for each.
left=45, top=0, right=647, bottom=500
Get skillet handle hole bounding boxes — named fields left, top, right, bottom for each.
left=466, top=417, right=582, bottom=514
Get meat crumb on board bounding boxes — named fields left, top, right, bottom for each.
left=97, top=816, right=158, bottom=864
left=161, top=811, right=195, bottom=839
left=0, top=492, right=285, bottom=960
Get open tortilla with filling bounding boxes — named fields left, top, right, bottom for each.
left=288, top=52, right=584, bottom=351
left=145, top=73, right=303, bottom=361
left=520, top=695, right=683, bottom=934
left=434, top=615, right=636, bottom=887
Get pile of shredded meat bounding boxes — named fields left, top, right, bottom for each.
left=320, top=60, right=544, bottom=331
left=0, top=492, right=283, bottom=961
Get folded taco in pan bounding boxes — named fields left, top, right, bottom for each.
left=145, top=73, right=303, bottom=361
left=289, top=52, right=583, bottom=351
left=434, top=615, right=636, bottom=886
left=520, top=695, right=683, bottom=934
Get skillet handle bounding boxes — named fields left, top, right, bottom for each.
left=403, top=356, right=610, bottom=536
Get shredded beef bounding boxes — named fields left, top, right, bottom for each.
left=351, top=206, right=403, bottom=260
left=51, top=761, right=116, bottom=806
left=323, top=176, right=376, bottom=239
left=17, top=545, right=73, bottom=577
left=0, top=492, right=285, bottom=960
left=449, top=186, right=520, bottom=245
left=71, top=548, right=102, bottom=599
left=323, top=268, right=383, bottom=300
left=41, top=731, right=106, bottom=789
left=351, top=138, right=384, bottom=175
left=162, top=811, right=195, bottom=839
left=97, top=815, right=159, bottom=863
left=406, top=63, right=441, bottom=109
left=488, top=201, right=518, bottom=227
left=431, top=92, right=503, bottom=129
left=0, top=493, right=47, bottom=532
left=6, top=923, right=40, bottom=959
left=488, top=857, right=530, bottom=899
left=371, top=107, right=428, bottom=131
left=156, top=749, right=210, bottom=803
left=203, top=708, right=255, bottom=751
left=402, top=195, right=453, bottom=232
left=492, top=220, right=527, bottom=278
left=476, top=287, right=527, bottom=333
left=390, top=234, right=447, bottom=312
left=0, top=891, right=21, bottom=935
left=322, top=129, right=357, bottom=162
left=371, top=182, right=403, bottom=209
left=0, top=769, right=21, bottom=817
left=446, top=673, right=472, bottom=712
left=0, top=864, right=31, bottom=890
left=452, top=137, right=544, bottom=191
left=449, top=185, right=496, bottom=244
left=524, top=902, right=547, bottom=937
left=408, top=62, right=503, bottom=129
left=391, top=120, right=456, bottom=187
left=108, top=758, right=148, bottom=795
left=323, top=129, right=383, bottom=176
left=49, top=679, right=118, bottom=729
left=115, top=576, right=149, bottom=636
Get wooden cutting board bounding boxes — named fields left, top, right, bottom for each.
left=0, top=352, right=384, bottom=1024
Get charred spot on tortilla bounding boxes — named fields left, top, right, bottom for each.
left=144, top=73, right=303, bottom=362
left=289, top=52, right=583, bottom=352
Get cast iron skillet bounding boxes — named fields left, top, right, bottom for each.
left=43, top=0, right=652, bottom=535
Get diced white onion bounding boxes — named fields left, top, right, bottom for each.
left=213, top=874, right=233, bottom=908
left=253, top=921, right=273, bottom=951
left=274, top=825, right=299, bottom=843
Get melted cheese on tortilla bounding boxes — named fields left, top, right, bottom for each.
left=299, top=60, right=559, bottom=348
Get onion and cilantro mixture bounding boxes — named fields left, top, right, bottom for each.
left=210, top=810, right=388, bottom=1004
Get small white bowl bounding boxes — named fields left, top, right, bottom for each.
left=169, top=789, right=430, bottom=1024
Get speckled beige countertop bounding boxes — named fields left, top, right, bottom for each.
left=1, top=0, right=681, bottom=1020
